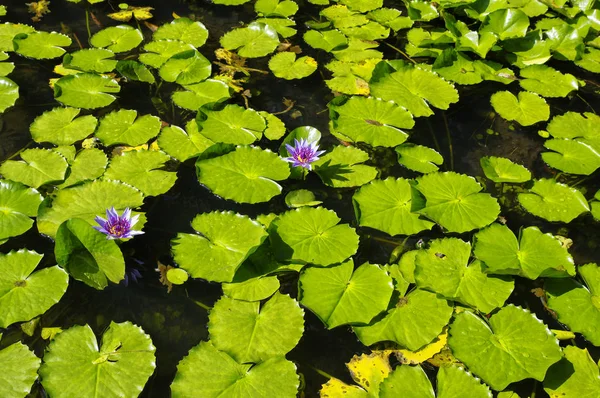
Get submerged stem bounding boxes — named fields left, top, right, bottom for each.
left=382, top=42, right=416, bottom=64
left=577, top=94, right=596, bottom=114
left=5, top=141, right=34, bottom=160
left=85, top=9, right=91, bottom=40
left=442, top=111, right=454, bottom=171
left=191, top=299, right=211, bottom=311
left=306, top=364, right=336, bottom=380
left=426, top=119, right=443, bottom=158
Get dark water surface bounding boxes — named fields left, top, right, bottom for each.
left=1, top=0, right=600, bottom=397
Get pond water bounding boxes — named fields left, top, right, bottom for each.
left=1, top=0, right=600, bottom=397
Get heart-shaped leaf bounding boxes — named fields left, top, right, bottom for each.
left=158, top=49, right=211, bottom=85
left=490, top=90, right=549, bottom=126
left=396, top=143, right=443, bottom=173
left=220, top=22, right=279, bottom=58
left=313, top=146, right=377, bottom=188
left=95, top=109, right=161, bottom=146
left=30, top=107, right=98, bottom=145
left=54, top=73, right=121, bottom=109
left=0, top=148, right=68, bottom=188
left=0, top=342, right=40, bottom=398
left=0, top=180, right=42, bottom=243
left=158, top=120, right=214, bottom=161
left=90, top=25, right=143, bottom=53
left=172, top=79, right=230, bottom=111
left=518, top=178, right=589, bottom=223
left=139, top=39, right=196, bottom=68
left=153, top=18, right=208, bottom=47
left=14, top=31, right=71, bottom=59
left=480, top=156, right=531, bottom=183
left=60, top=148, right=107, bottom=188
left=196, top=104, right=265, bottom=145
left=268, top=52, right=317, bottom=79
left=63, top=48, right=117, bottom=73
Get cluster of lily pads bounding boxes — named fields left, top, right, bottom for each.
left=0, top=0, right=599, bottom=396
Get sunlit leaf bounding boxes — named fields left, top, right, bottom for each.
left=54, top=73, right=120, bottom=109
left=396, top=143, right=443, bottom=173
left=196, top=104, right=265, bottom=145
left=30, top=107, right=98, bottom=145
left=63, top=48, right=117, bottom=73
left=0, top=179, right=42, bottom=243
left=95, top=109, right=161, bottom=146
left=313, top=146, right=377, bottom=188
left=14, top=31, right=71, bottom=59
left=158, top=49, right=211, bottom=85
left=90, top=25, right=143, bottom=53
left=518, top=179, right=589, bottom=223
left=220, top=22, right=279, bottom=58
left=480, top=156, right=531, bottom=183
left=158, top=120, right=214, bottom=161
left=268, top=52, right=317, bottom=79
left=0, top=148, right=68, bottom=188
left=544, top=346, right=600, bottom=397
left=0, top=342, right=40, bottom=398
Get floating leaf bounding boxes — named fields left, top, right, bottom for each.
left=54, top=73, right=121, bottom=109
left=396, top=143, right=443, bottom=173
left=303, top=29, right=347, bottom=52
left=413, top=172, right=500, bottom=233
left=0, top=76, right=18, bottom=112
left=0, top=148, right=68, bottom=188
left=255, top=0, right=299, bottom=17
left=490, top=90, right=549, bottom=126
left=172, top=211, right=267, bottom=282
left=320, top=351, right=392, bottom=397
left=158, top=49, right=211, bottom=85
left=154, top=18, right=208, bottom=48
left=474, top=223, right=575, bottom=279
left=480, top=156, right=531, bottom=183
left=30, top=107, right=98, bottom=145
left=544, top=346, right=600, bottom=397
left=576, top=47, right=600, bottom=73
left=518, top=179, right=589, bottom=223
left=313, top=146, right=377, bottom=188
left=261, top=111, right=286, bottom=140
left=171, top=341, right=299, bottom=397
left=395, top=328, right=448, bottom=365
left=63, top=48, right=117, bottom=73
left=60, top=148, right=107, bottom=187
left=158, top=120, right=214, bottom=161
left=299, top=259, right=393, bottom=329
left=353, top=177, right=434, bottom=236
left=90, top=25, right=143, bottom=53
left=285, top=189, right=322, bottom=208
left=481, top=8, right=530, bottom=40
left=115, top=60, right=155, bottom=83
left=220, top=22, right=279, bottom=58
left=0, top=23, right=35, bottom=52
left=449, top=306, right=562, bottom=390
left=196, top=104, right=265, bottom=145
left=255, top=17, right=297, bottom=38
left=271, top=207, right=359, bottom=266
left=139, top=39, right=196, bottom=68
left=222, top=275, right=280, bottom=301
left=0, top=180, right=42, bottom=243
left=95, top=109, right=161, bottom=146
left=519, top=65, right=579, bottom=97
left=0, top=249, right=68, bottom=328
left=368, top=8, right=413, bottom=31
left=40, top=322, right=156, bottom=398
left=107, top=6, right=154, bottom=22
left=269, top=52, right=317, bottom=79
left=546, top=111, right=600, bottom=140
left=14, top=31, right=71, bottom=59
left=208, top=293, right=304, bottom=363
left=172, top=79, right=230, bottom=111
left=0, top=342, right=40, bottom=397
left=196, top=146, right=289, bottom=204
left=542, top=139, right=600, bottom=175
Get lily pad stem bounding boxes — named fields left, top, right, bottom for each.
left=382, top=41, right=416, bottom=64
left=5, top=141, right=33, bottom=160
left=85, top=9, right=91, bottom=40
left=305, top=364, right=336, bottom=380
left=577, top=94, right=596, bottom=114
left=442, top=111, right=454, bottom=170
left=192, top=299, right=211, bottom=311
left=426, top=119, right=442, bottom=157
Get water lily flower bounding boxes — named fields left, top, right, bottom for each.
left=94, top=207, right=144, bottom=240
left=283, top=138, right=325, bottom=170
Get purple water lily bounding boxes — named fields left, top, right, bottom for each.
left=283, top=138, right=325, bottom=170
left=94, top=207, right=144, bottom=240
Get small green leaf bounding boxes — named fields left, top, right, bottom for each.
left=0, top=148, right=68, bottom=188
left=172, top=79, right=230, bottom=111
left=303, top=29, right=347, bottom=52
left=222, top=275, right=280, bottom=301
left=166, top=268, right=189, bottom=285
left=116, top=60, right=155, bottom=83
left=158, top=120, right=214, bottom=161
left=518, top=179, right=590, bottom=223
left=14, top=32, right=71, bottom=59
left=490, top=90, right=550, bottom=126
left=519, top=65, right=580, bottom=97
left=0, top=180, right=42, bottom=243
left=54, top=73, right=121, bottom=109
left=153, top=18, right=208, bottom=48
left=314, top=146, right=377, bottom=188
left=60, top=148, right=107, bottom=188
left=220, top=22, right=279, bottom=58
left=261, top=111, right=286, bottom=140
left=269, top=52, right=317, bottom=79
left=90, top=25, right=143, bottom=53
left=0, top=342, right=40, bottom=398
left=63, top=48, right=117, bottom=73
left=139, top=39, right=196, bottom=68
left=480, top=156, right=531, bottom=183
left=196, top=104, right=265, bottom=145
left=285, top=189, right=322, bottom=208
left=0, top=76, right=18, bottom=112
left=542, top=139, right=600, bottom=175
left=30, top=107, right=98, bottom=146
left=481, top=8, right=530, bottom=40
left=544, top=346, right=600, bottom=397
left=396, top=143, right=443, bottom=173
left=255, top=0, right=299, bottom=17
left=95, top=109, right=161, bottom=146
left=158, top=49, right=211, bottom=85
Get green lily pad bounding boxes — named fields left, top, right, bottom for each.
left=480, top=156, right=531, bottom=183
left=545, top=263, right=600, bottom=345
left=158, top=120, right=214, bottom=161
left=330, top=96, right=414, bottom=147
left=341, top=0, right=382, bottom=12
left=14, top=32, right=71, bottom=59
left=0, top=23, right=34, bottom=52
left=518, top=179, right=589, bottom=223
left=139, top=39, right=196, bottom=68
left=313, top=146, right=377, bottom=188
left=542, top=139, right=600, bottom=175
left=353, top=288, right=453, bottom=350
left=196, top=146, right=289, bottom=204
left=208, top=292, right=304, bottom=363
left=172, top=211, right=268, bottom=282
left=171, top=341, right=299, bottom=397
left=576, top=47, right=600, bottom=73
left=30, top=107, right=98, bottom=146
left=222, top=275, right=280, bottom=301
left=271, top=207, right=359, bottom=266
left=352, top=177, right=435, bottom=236
left=490, top=91, right=550, bottom=126
left=340, top=22, right=390, bottom=40
left=115, top=60, right=155, bottom=83
left=261, top=112, right=286, bottom=140
left=63, top=48, right=117, bottom=73
left=90, top=25, right=143, bottom=53
left=448, top=305, right=562, bottom=391
left=396, top=143, right=443, bottom=173
left=220, top=22, right=279, bottom=58
left=481, top=8, right=530, bottom=40
left=332, top=38, right=383, bottom=62
left=0, top=76, right=18, bottom=112
left=40, top=322, right=156, bottom=398
left=299, top=259, right=393, bottom=329
left=172, top=79, right=230, bottom=111
left=370, top=65, right=459, bottom=117
left=474, top=223, right=575, bottom=279
left=413, top=172, right=500, bottom=233
left=37, top=179, right=144, bottom=238
left=546, top=111, right=600, bottom=140
left=54, top=73, right=121, bottom=109
left=255, top=0, right=299, bottom=17
left=55, top=218, right=125, bottom=290
left=368, top=8, right=414, bottom=31
left=255, top=17, right=297, bottom=38
left=196, top=104, right=265, bottom=145
left=60, top=148, right=107, bottom=188
left=415, top=237, right=514, bottom=313
left=544, top=346, right=600, bottom=397
left=158, top=49, right=211, bottom=85
left=269, top=52, right=317, bottom=79
left=0, top=249, right=68, bottom=328
left=303, top=29, right=347, bottom=52
left=285, top=189, right=322, bottom=208
left=519, top=65, right=580, bottom=97
left=104, top=150, right=177, bottom=197
left=95, top=109, right=161, bottom=146
left=0, top=148, right=68, bottom=188
left=153, top=18, right=208, bottom=48
left=0, top=180, right=42, bottom=243
left=0, top=342, right=40, bottom=398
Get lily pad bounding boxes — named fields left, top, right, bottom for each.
left=208, top=293, right=304, bottom=363
left=545, top=263, right=600, bottom=345
left=352, top=177, right=435, bottom=236
left=37, top=179, right=144, bottom=238
left=255, top=17, right=297, bottom=38
left=269, top=52, right=317, bottom=79
left=40, top=322, right=156, bottom=398
left=448, top=305, right=562, bottom=390
left=55, top=218, right=125, bottom=290
left=518, top=179, right=589, bottom=223
left=30, top=107, right=98, bottom=145
left=320, top=351, right=392, bottom=397
left=0, top=342, right=40, bottom=398
left=0, top=76, right=18, bottom=112
left=285, top=189, right=321, bottom=208
left=474, top=223, right=575, bottom=279
left=0, top=180, right=42, bottom=243
left=14, top=31, right=71, bottom=59
left=90, top=25, right=143, bottom=53
left=270, top=207, right=359, bottom=266
left=95, top=109, right=161, bottom=146
left=546, top=111, right=600, bottom=140
left=480, top=156, right=531, bottom=183
left=0, top=148, right=68, bottom=188
left=396, top=143, right=443, bottom=173
left=542, top=139, right=600, bottom=175
left=220, top=22, right=279, bottom=58
left=54, top=73, right=121, bottom=109
left=261, top=112, right=286, bottom=140
left=153, top=18, right=208, bottom=48
left=303, top=29, right=347, bottom=52
left=63, top=48, right=117, bottom=73
left=0, top=23, right=35, bottom=52
left=222, top=275, right=280, bottom=301
left=490, top=91, right=550, bottom=126
left=0, top=249, right=68, bottom=328
left=519, top=65, right=580, bottom=97
left=299, top=259, right=393, bottom=329
left=158, top=120, right=214, bottom=161
left=115, top=60, right=155, bottom=83
left=330, top=96, right=414, bottom=147
left=172, top=79, right=230, bottom=111
left=481, top=8, right=530, bottom=40
left=196, top=104, right=265, bottom=145
left=105, top=150, right=177, bottom=197
left=313, top=146, right=377, bottom=188
left=255, top=0, right=299, bottom=17
left=353, top=288, right=453, bottom=351
left=139, top=40, right=196, bottom=68
left=413, top=172, right=500, bottom=233
left=544, top=346, right=600, bottom=397
left=171, top=341, right=299, bottom=397
left=172, top=211, right=268, bottom=282
left=60, top=148, right=107, bottom=187
left=158, top=49, right=211, bottom=85
left=196, top=146, right=289, bottom=204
